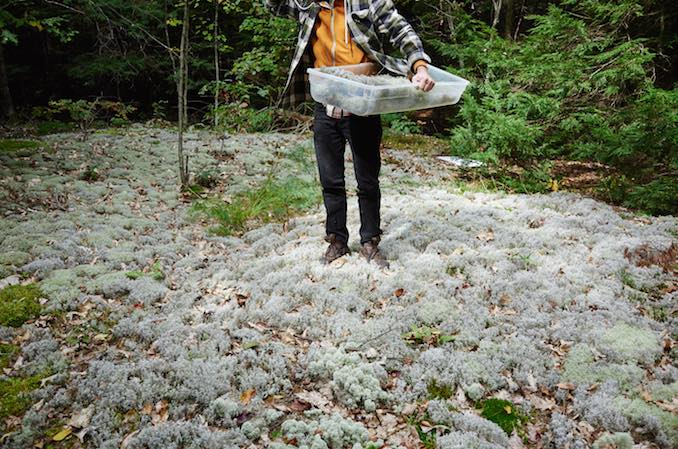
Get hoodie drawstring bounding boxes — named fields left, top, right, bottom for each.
left=344, top=0, right=349, bottom=45
left=345, top=0, right=353, bottom=56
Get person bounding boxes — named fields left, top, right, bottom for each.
left=264, top=0, right=435, bottom=268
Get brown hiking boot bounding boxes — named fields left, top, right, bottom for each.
left=322, top=233, right=350, bottom=264
left=360, top=235, right=390, bottom=269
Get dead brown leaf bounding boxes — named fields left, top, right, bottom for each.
left=151, top=400, right=168, bottom=424
left=240, top=389, right=256, bottom=405
left=120, top=430, right=139, bottom=449
left=246, top=322, right=268, bottom=332
left=235, top=292, right=249, bottom=307
left=528, top=394, right=555, bottom=411
left=289, top=399, right=312, bottom=412
left=476, top=228, right=495, bottom=242
left=295, top=391, right=330, bottom=409
left=67, top=405, right=94, bottom=428
left=655, top=399, right=677, bottom=413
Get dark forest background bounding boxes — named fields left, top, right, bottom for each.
left=1, top=0, right=676, bottom=214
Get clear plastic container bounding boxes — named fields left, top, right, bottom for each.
left=307, top=62, right=470, bottom=116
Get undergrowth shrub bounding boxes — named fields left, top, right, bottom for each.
left=433, top=0, right=677, bottom=214
left=210, top=103, right=274, bottom=133
left=31, top=99, right=137, bottom=135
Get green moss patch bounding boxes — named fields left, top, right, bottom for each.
left=0, top=139, right=43, bottom=153
left=35, top=120, right=76, bottom=135
left=0, top=374, right=42, bottom=420
left=0, top=284, right=43, bottom=327
left=192, top=175, right=321, bottom=236
left=479, top=398, right=528, bottom=436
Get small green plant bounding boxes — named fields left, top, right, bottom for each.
left=445, top=265, right=464, bottom=277
left=0, top=344, right=18, bottom=370
left=619, top=269, right=637, bottom=289
left=125, top=270, right=143, bottom=280
left=195, top=170, right=219, bottom=189
left=415, top=424, right=436, bottom=449
left=647, top=306, right=668, bottom=322
left=382, top=113, right=422, bottom=134
left=427, top=379, right=454, bottom=400
left=125, top=261, right=165, bottom=281
left=79, top=165, right=100, bottom=182
left=149, top=261, right=165, bottom=281
left=402, top=325, right=456, bottom=346
left=269, top=428, right=282, bottom=440
left=287, top=144, right=315, bottom=171
left=510, top=252, right=536, bottom=270
left=151, top=100, right=169, bottom=120
left=479, top=398, right=528, bottom=437
left=46, top=99, right=97, bottom=134
left=487, top=162, right=555, bottom=194
left=0, top=284, right=43, bottom=327
left=405, top=411, right=447, bottom=449
left=596, top=174, right=632, bottom=205
left=110, top=116, right=129, bottom=127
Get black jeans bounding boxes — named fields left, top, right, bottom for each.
left=313, top=101, right=383, bottom=245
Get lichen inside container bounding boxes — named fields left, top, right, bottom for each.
left=317, top=67, right=412, bottom=86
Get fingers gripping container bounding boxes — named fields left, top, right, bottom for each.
left=307, top=62, right=470, bottom=116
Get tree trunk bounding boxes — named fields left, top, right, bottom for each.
left=213, top=0, right=220, bottom=128
left=0, top=44, right=15, bottom=119
left=177, top=1, right=190, bottom=188
left=513, top=0, right=526, bottom=40
left=491, top=0, right=502, bottom=30
left=504, top=0, right=514, bottom=38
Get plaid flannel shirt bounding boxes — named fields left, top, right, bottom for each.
left=263, top=0, right=431, bottom=111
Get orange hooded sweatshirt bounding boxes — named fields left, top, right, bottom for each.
left=311, top=0, right=427, bottom=72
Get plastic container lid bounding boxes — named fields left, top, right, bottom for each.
left=307, top=62, right=470, bottom=116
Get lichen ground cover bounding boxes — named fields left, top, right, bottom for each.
left=0, top=125, right=676, bottom=449
left=317, top=68, right=412, bottom=86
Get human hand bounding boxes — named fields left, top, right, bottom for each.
left=412, top=66, right=435, bottom=92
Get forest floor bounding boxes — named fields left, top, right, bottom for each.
left=0, top=124, right=676, bottom=449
